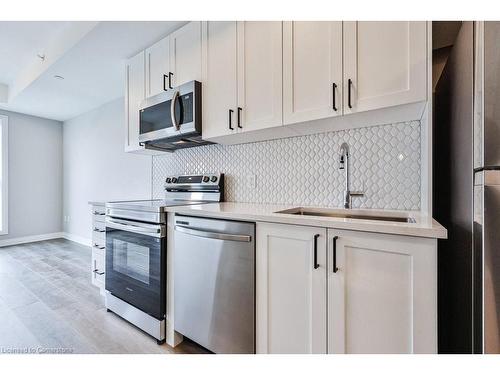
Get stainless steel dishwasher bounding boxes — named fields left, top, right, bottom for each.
left=173, top=215, right=255, bottom=354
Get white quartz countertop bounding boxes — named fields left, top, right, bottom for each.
left=165, top=202, right=447, bottom=239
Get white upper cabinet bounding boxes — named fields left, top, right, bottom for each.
left=146, top=22, right=202, bottom=97
left=236, top=21, right=283, bottom=133
left=201, top=21, right=238, bottom=139
left=283, top=22, right=343, bottom=125
left=125, top=51, right=146, bottom=153
left=127, top=22, right=429, bottom=149
left=145, top=36, right=170, bottom=97
left=327, top=229, right=437, bottom=354
left=125, top=22, right=202, bottom=154
left=342, top=21, right=427, bottom=115
left=256, top=223, right=327, bottom=354
left=169, top=21, right=202, bottom=87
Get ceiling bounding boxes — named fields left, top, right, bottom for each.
left=0, top=21, right=187, bottom=121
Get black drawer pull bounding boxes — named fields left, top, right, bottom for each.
left=313, top=234, right=320, bottom=269
left=163, top=74, right=168, bottom=91
left=348, top=79, right=353, bottom=109
left=229, top=109, right=234, bottom=130
left=332, top=83, right=337, bottom=111
left=332, top=236, right=339, bottom=273
left=237, top=107, right=243, bottom=128
left=168, top=72, right=173, bottom=89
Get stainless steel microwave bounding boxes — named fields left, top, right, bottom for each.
left=139, top=80, right=209, bottom=152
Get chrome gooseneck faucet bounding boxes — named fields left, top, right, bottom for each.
left=339, top=142, right=364, bottom=209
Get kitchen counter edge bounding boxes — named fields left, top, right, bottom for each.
left=165, top=202, right=447, bottom=240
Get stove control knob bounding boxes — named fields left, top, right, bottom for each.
left=210, top=176, right=218, bottom=183
left=171, top=177, right=178, bottom=183
left=203, top=176, right=210, bottom=183
left=165, top=178, right=171, bottom=183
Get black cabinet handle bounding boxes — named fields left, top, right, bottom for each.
left=348, top=79, right=353, bottom=109
left=168, top=72, right=173, bottom=89
left=237, top=107, right=242, bottom=128
left=332, top=236, right=339, bottom=273
left=229, top=109, right=234, bottom=130
left=313, top=234, right=320, bottom=269
left=332, top=83, right=337, bottom=111
left=163, top=74, right=168, bottom=91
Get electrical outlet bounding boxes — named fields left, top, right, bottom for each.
left=246, top=174, right=256, bottom=189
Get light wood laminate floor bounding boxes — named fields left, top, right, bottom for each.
left=0, top=239, right=208, bottom=354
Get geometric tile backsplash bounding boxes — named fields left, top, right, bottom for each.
left=152, top=120, right=421, bottom=210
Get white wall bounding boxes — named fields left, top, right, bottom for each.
left=0, top=110, right=63, bottom=242
left=63, top=98, right=151, bottom=242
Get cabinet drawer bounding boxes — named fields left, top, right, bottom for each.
left=92, top=221, right=106, bottom=234
left=91, top=241, right=106, bottom=253
left=92, top=206, right=106, bottom=216
left=93, top=214, right=105, bottom=223
left=93, top=232, right=105, bottom=243
left=91, top=251, right=105, bottom=287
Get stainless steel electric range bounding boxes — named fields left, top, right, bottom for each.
left=104, top=173, right=224, bottom=344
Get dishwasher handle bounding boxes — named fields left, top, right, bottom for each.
left=175, top=225, right=252, bottom=242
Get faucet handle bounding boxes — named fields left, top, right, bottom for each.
left=350, top=191, right=364, bottom=197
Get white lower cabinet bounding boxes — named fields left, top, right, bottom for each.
left=255, top=222, right=437, bottom=354
left=327, top=229, right=437, bottom=353
left=90, top=203, right=106, bottom=294
left=256, top=223, right=327, bottom=354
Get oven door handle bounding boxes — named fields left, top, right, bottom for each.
left=175, top=225, right=251, bottom=242
left=106, top=218, right=164, bottom=238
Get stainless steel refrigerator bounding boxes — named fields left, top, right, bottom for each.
left=434, top=21, right=500, bottom=354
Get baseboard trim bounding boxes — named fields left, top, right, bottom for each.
left=62, top=232, right=92, bottom=247
left=0, top=232, right=65, bottom=248
left=0, top=232, right=94, bottom=248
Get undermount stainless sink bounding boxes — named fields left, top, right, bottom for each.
left=275, top=207, right=416, bottom=223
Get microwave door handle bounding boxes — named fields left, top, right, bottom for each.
left=171, top=90, right=180, bottom=131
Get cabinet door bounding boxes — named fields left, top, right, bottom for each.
left=327, top=229, right=437, bottom=353
left=125, top=51, right=146, bottom=152
left=283, top=21, right=343, bottom=125
left=236, top=21, right=282, bottom=132
left=343, top=21, right=427, bottom=115
left=146, top=36, right=170, bottom=97
left=201, top=21, right=238, bottom=140
left=256, top=223, right=327, bottom=354
left=169, top=21, right=202, bottom=87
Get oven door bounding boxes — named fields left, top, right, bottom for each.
left=105, top=217, right=166, bottom=320
left=139, top=80, right=200, bottom=143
